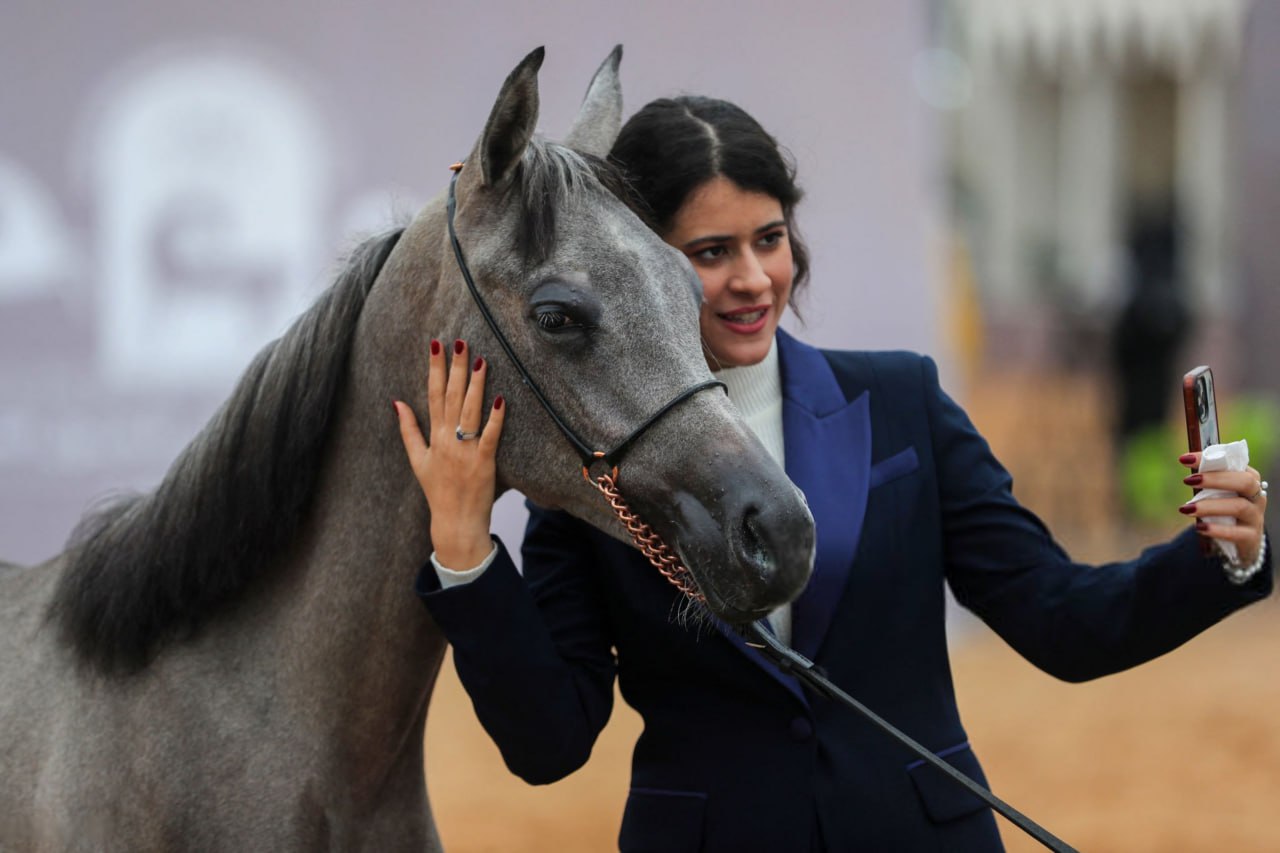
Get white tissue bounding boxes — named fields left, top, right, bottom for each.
left=1188, top=439, right=1250, bottom=562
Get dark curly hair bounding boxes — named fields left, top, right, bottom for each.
left=609, top=96, right=810, bottom=303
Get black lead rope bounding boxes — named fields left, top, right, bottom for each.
left=445, top=168, right=725, bottom=470
left=743, top=622, right=1079, bottom=852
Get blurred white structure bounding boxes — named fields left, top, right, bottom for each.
left=0, top=159, right=80, bottom=300
left=948, top=0, right=1252, bottom=368
left=87, top=48, right=331, bottom=389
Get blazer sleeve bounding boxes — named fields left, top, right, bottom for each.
left=921, top=357, right=1272, bottom=682
left=415, top=509, right=617, bottom=784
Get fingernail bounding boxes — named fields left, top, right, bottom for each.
left=454, top=339, right=465, bottom=355
left=430, top=339, right=441, bottom=356
left=391, top=400, right=400, bottom=416
left=494, top=395, right=504, bottom=411
left=1183, top=474, right=1203, bottom=486
left=1195, top=520, right=1209, bottom=531
left=1179, top=453, right=1197, bottom=464
left=1179, top=504, right=1197, bottom=515
left=473, top=356, right=484, bottom=372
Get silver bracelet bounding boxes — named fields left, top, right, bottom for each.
left=1221, top=534, right=1269, bottom=585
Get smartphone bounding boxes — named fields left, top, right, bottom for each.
left=1182, top=366, right=1219, bottom=551
left=1182, top=366, right=1220, bottom=458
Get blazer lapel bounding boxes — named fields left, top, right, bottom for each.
left=707, top=330, right=871, bottom=699
left=777, top=330, right=871, bottom=660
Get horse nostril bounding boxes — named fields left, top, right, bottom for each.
left=731, top=491, right=814, bottom=609
left=740, top=505, right=776, bottom=583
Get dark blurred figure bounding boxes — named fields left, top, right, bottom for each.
left=1112, top=199, right=1191, bottom=442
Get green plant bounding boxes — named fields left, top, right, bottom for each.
left=1119, top=394, right=1280, bottom=524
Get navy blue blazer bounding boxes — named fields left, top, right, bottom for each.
left=418, top=330, right=1271, bottom=852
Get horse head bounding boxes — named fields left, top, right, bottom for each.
left=383, top=48, right=816, bottom=622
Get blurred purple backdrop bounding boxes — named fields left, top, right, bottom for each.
left=0, top=1, right=942, bottom=565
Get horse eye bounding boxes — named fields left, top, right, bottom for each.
left=535, top=307, right=575, bottom=331
left=528, top=280, right=600, bottom=337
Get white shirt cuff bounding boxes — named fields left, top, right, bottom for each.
left=431, top=542, right=499, bottom=589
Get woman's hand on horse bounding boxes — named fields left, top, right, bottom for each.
left=1178, top=452, right=1268, bottom=566
left=395, top=339, right=505, bottom=569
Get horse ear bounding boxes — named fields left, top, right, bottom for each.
left=472, top=46, right=545, bottom=187
left=564, top=45, right=623, bottom=158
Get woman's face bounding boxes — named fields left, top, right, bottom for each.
left=664, top=176, right=794, bottom=370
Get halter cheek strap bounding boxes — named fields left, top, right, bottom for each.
left=445, top=166, right=726, bottom=473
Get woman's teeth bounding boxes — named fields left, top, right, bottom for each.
left=720, top=308, right=766, bottom=323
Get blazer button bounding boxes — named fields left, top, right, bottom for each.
left=789, top=716, right=813, bottom=742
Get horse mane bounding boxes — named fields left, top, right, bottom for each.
left=49, top=228, right=404, bottom=674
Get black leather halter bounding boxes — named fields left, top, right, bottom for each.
left=445, top=166, right=726, bottom=473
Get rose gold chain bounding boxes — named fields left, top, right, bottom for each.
left=585, top=468, right=706, bottom=603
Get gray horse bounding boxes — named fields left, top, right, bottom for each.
left=0, top=48, right=814, bottom=851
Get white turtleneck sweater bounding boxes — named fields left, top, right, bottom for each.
left=433, top=340, right=792, bottom=643
left=711, top=342, right=791, bottom=643
left=712, top=340, right=785, bottom=469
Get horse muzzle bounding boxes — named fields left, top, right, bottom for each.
left=640, top=467, right=816, bottom=625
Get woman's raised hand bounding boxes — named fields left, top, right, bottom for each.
left=1178, top=452, right=1268, bottom=568
left=394, top=339, right=506, bottom=569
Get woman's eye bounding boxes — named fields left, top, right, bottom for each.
left=758, top=230, right=785, bottom=248
left=692, top=245, right=727, bottom=262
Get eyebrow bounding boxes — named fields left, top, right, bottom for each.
left=680, top=220, right=788, bottom=250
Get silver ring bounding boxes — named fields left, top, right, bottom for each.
left=455, top=425, right=481, bottom=441
left=1249, top=479, right=1268, bottom=502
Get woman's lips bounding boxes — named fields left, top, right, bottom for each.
left=714, top=305, right=770, bottom=335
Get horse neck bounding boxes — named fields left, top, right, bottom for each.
left=263, top=211, right=456, bottom=776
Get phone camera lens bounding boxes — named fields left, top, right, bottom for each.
left=1196, top=378, right=1208, bottom=421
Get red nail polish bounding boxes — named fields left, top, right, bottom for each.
left=494, top=395, right=504, bottom=411
left=430, top=339, right=441, bottom=356
left=1179, top=504, right=1197, bottom=515
left=454, top=339, right=465, bottom=355
left=1195, top=520, right=1209, bottom=531
left=473, top=356, right=484, bottom=372
left=1179, top=453, right=1197, bottom=464
left=1183, top=474, right=1203, bottom=486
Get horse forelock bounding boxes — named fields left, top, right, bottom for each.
left=48, top=228, right=405, bottom=675
left=514, top=138, right=636, bottom=268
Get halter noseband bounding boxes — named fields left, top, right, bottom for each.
left=444, top=165, right=726, bottom=477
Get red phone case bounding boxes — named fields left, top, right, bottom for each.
left=1182, top=365, right=1215, bottom=553
left=1182, top=366, right=1211, bottom=455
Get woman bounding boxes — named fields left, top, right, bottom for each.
left=395, top=97, right=1272, bottom=851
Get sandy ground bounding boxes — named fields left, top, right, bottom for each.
left=423, top=594, right=1280, bottom=852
